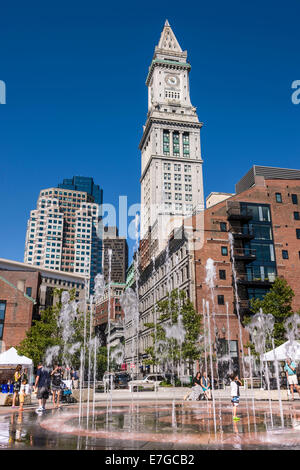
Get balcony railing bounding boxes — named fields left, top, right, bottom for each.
left=233, top=248, right=256, bottom=261
left=239, top=299, right=251, bottom=312
left=237, top=273, right=275, bottom=284
left=231, top=227, right=255, bottom=239
left=227, top=203, right=252, bottom=221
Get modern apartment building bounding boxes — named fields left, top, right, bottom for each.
left=24, top=185, right=102, bottom=292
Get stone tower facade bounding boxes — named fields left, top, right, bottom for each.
left=139, top=20, right=204, bottom=256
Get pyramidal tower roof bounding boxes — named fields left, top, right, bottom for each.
left=153, top=20, right=187, bottom=62
left=157, top=20, right=183, bottom=52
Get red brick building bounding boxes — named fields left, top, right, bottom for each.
left=95, top=283, right=126, bottom=344
left=0, top=272, right=40, bottom=350
left=192, top=166, right=300, bottom=374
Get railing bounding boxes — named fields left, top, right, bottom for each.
left=237, top=273, right=275, bottom=283
left=227, top=203, right=252, bottom=220
left=239, top=299, right=251, bottom=310
left=233, top=248, right=256, bottom=259
left=231, top=227, right=254, bottom=238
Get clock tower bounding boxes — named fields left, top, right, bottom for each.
left=139, top=20, right=204, bottom=256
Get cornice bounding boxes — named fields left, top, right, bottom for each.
left=146, top=59, right=191, bottom=86
left=139, top=117, right=203, bottom=150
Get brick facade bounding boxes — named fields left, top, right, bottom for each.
left=192, top=175, right=300, bottom=374
left=0, top=275, right=37, bottom=350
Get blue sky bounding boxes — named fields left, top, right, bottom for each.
left=0, top=0, right=299, bottom=263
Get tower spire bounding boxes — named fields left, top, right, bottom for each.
left=156, top=20, right=183, bottom=53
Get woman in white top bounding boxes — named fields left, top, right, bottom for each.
left=230, top=373, right=242, bottom=420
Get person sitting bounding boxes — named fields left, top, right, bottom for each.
left=200, top=371, right=211, bottom=400
left=186, top=372, right=202, bottom=401
left=284, top=357, right=300, bottom=400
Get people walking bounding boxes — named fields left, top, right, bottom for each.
left=51, top=364, right=63, bottom=409
left=284, top=357, right=300, bottom=400
left=34, top=362, right=51, bottom=413
left=200, top=371, right=211, bottom=400
left=12, top=365, right=22, bottom=408
left=230, top=373, right=242, bottom=421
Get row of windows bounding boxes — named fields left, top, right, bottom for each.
left=275, top=193, right=298, bottom=204
left=163, top=183, right=192, bottom=191
left=163, top=163, right=192, bottom=173
left=165, top=90, right=180, bottom=99
left=163, top=130, right=190, bottom=157
left=164, top=203, right=193, bottom=212
left=41, top=190, right=86, bottom=197
left=282, top=249, right=300, bottom=260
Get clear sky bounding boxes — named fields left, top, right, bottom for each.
left=0, top=0, right=299, bottom=263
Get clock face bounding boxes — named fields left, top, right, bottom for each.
left=165, top=74, right=179, bottom=86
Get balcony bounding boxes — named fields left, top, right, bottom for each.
left=238, top=299, right=251, bottom=316
left=227, top=203, right=252, bottom=221
left=237, top=272, right=275, bottom=286
left=232, top=248, right=256, bottom=263
left=231, top=227, right=255, bottom=240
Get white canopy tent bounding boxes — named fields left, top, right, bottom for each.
left=261, top=340, right=300, bottom=362
left=0, top=348, right=33, bottom=383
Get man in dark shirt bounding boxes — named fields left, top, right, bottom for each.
left=71, top=368, right=79, bottom=390
left=34, top=362, right=50, bottom=413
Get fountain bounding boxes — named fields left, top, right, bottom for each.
left=6, top=223, right=300, bottom=450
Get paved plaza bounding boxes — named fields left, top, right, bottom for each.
left=1, top=388, right=300, bottom=450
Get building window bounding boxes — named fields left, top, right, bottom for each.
left=217, top=295, right=225, bottom=305
left=0, top=301, right=6, bottom=340
left=26, top=287, right=32, bottom=297
left=282, top=250, right=289, bottom=259
left=294, top=212, right=300, bottom=220
left=292, top=194, right=298, bottom=204
left=163, top=130, right=170, bottom=155
left=221, top=246, right=228, bottom=256
left=173, top=131, right=180, bottom=156
left=220, top=222, right=227, bottom=232
left=275, top=193, right=282, bottom=203
left=182, top=133, right=190, bottom=157
left=219, top=270, right=226, bottom=280
left=297, top=229, right=300, bottom=239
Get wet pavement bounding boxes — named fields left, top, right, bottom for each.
left=1, top=400, right=300, bottom=450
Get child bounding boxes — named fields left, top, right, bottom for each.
left=19, top=380, right=30, bottom=411
left=230, top=373, right=242, bottom=421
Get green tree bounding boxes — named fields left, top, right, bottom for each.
left=17, top=304, right=62, bottom=367
left=144, top=289, right=202, bottom=375
left=246, top=277, right=298, bottom=347
left=17, top=288, right=107, bottom=376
